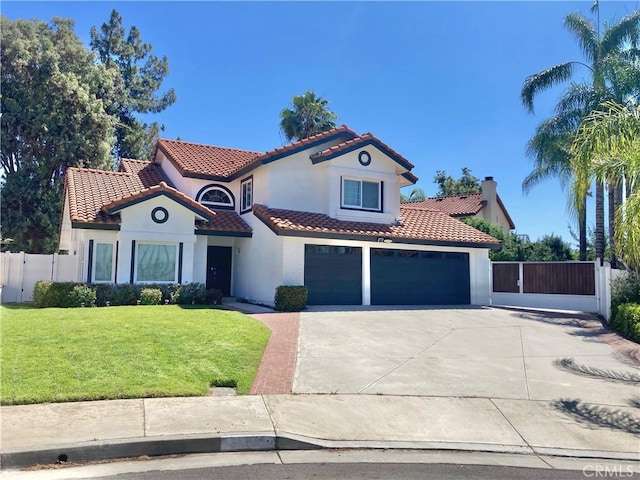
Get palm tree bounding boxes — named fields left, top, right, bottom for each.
left=522, top=83, right=591, bottom=259
left=571, top=100, right=640, bottom=271
left=521, top=6, right=640, bottom=263
left=279, top=91, right=338, bottom=142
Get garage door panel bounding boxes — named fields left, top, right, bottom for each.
left=305, top=245, right=362, bottom=305
left=371, top=249, right=470, bottom=305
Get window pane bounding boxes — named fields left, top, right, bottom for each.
left=95, top=243, right=112, bottom=282
left=137, top=244, right=176, bottom=282
left=362, top=181, right=379, bottom=209
left=343, top=180, right=361, bottom=207
left=202, top=189, right=231, bottom=205
left=242, top=179, right=252, bottom=210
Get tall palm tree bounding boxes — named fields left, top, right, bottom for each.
left=522, top=83, right=591, bottom=259
left=279, top=91, right=338, bottom=142
left=572, top=100, right=640, bottom=271
left=521, top=7, right=640, bottom=263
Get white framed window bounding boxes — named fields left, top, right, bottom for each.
left=135, top=243, right=178, bottom=283
left=240, top=176, right=253, bottom=213
left=94, top=243, right=114, bottom=282
left=342, top=178, right=382, bottom=211
left=197, top=185, right=234, bottom=209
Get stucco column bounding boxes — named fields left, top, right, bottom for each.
left=362, top=245, right=371, bottom=305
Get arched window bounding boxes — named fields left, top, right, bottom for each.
left=196, top=185, right=235, bottom=209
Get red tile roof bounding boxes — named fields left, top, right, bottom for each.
left=253, top=204, right=501, bottom=248
left=259, top=125, right=358, bottom=163
left=119, top=158, right=175, bottom=187
left=404, top=193, right=485, bottom=217
left=155, top=139, right=263, bottom=179
left=404, top=192, right=516, bottom=229
left=65, top=164, right=252, bottom=235
left=310, top=132, right=415, bottom=170
left=102, top=181, right=214, bottom=220
left=151, top=125, right=420, bottom=182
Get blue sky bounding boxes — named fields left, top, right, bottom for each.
left=4, top=1, right=639, bottom=246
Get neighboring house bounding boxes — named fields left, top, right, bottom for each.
left=59, top=125, right=501, bottom=306
left=405, top=177, right=516, bottom=231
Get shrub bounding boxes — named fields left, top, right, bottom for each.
left=33, top=281, right=78, bottom=307
left=274, top=285, right=307, bottom=311
left=173, top=283, right=207, bottom=305
left=611, top=272, right=640, bottom=320
left=611, top=303, right=640, bottom=342
left=111, top=283, right=139, bottom=306
left=68, top=285, right=97, bottom=307
left=206, top=288, right=224, bottom=305
left=93, top=283, right=114, bottom=306
left=33, top=280, right=54, bottom=308
left=140, top=288, right=163, bottom=305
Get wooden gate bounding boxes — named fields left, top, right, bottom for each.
left=491, top=261, right=597, bottom=313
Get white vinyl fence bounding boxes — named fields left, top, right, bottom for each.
left=1, top=252, right=79, bottom=303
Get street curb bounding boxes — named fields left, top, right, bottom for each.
left=3, top=433, right=639, bottom=470
left=0, top=433, right=276, bottom=470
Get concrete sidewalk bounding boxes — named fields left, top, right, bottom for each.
left=2, top=393, right=639, bottom=470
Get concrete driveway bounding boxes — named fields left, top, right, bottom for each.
left=293, top=306, right=640, bottom=407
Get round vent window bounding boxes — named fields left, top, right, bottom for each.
left=358, top=150, right=372, bottom=166
left=151, top=207, right=169, bottom=224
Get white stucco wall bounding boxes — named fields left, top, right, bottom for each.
left=232, top=214, right=284, bottom=305
left=116, top=196, right=201, bottom=284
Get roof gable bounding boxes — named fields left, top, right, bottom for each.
left=309, top=133, right=415, bottom=171
left=64, top=163, right=252, bottom=236
left=102, top=181, right=213, bottom=221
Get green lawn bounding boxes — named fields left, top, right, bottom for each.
left=0, top=304, right=270, bottom=405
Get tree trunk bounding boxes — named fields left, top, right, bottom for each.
left=608, top=182, right=615, bottom=267
left=579, top=194, right=587, bottom=261
left=595, top=180, right=605, bottom=265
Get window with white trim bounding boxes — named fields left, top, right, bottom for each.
left=199, top=186, right=233, bottom=209
left=342, top=178, right=382, bottom=211
left=94, top=243, right=114, bottom=282
left=240, top=176, right=253, bottom=213
left=136, top=243, right=177, bottom=283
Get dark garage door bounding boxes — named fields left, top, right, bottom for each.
left=304, top=245, right=362, bottom=305
left=371, top=249, right=470, bottom=305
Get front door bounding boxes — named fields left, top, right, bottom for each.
left=206, top=246, right=232, bottom=296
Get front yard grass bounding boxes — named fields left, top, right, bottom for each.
left=0, top=304, right=270, bottom=405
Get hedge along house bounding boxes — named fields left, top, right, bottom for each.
left=59, top=125, right=501, bottom=306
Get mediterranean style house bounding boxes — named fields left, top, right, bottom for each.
left=59, top=125, right=502, bottom=306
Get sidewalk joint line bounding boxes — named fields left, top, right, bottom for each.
left=357, top=329, right=454, bottom=394
left=142, top=398, right=147, bottom=438
left=519, top=327, right=531, bottom=401
left=260, top=395, right=277, bottom=437
left=489, top=398, right=533, bottom=452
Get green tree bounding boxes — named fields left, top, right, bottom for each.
left=433, top=167, right=480, bottom=196
left=526, top=234, right=574, bottom=261
left=280, top=91, right=338, bottom=142
left=90, top=9, right=176, bottom=160
left=0, top=16, right=116, bottom=253
left=462, top=218, right=525, bottom=261
left=521, top=6, right=640, bottom=263
left=400, top=187, right=426, bottom=203
left=571, top=100, right=640, bottom=272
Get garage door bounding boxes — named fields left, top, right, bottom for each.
left=304, top=245, right=362, bottom=305
left=370, top=249, right=470, bottom=305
